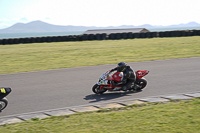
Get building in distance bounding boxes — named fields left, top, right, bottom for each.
left=83, top=28, right=150, bottom=34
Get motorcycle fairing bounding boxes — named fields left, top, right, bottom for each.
left=0, top=87, right=11, bottom=99
left=136, top=70, right=149, bottom=79
left=98, top=72, right=123, bottom=91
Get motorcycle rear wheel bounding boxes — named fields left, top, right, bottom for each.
left=0, top=98, right=8, bottom=112
left=92, top=84, right=107, bottom=94
left=135, top=78, right=147, bottom=90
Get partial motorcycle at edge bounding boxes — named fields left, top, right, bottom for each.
left=0, top=87, right=12, bottom=112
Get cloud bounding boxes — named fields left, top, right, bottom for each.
left=0, top=17, right=30, bottom=29
left=45, top=17, right=50, bottom=20
left=0, top=23, right=11, bottom=29
left=19, top=17, right=29, bottom=22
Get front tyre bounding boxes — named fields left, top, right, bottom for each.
left=92, top=84, right=106, bottom=94
left=135, top=78, right=147, bottom=90
left=0, top=98, right=8, bottom=112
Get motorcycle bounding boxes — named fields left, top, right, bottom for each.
left=92, top=70, right=149, bottom=94
left=0, top=87, right=12, bottom=112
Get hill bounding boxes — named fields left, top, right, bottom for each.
left=0, top=20, right=200, bottom=33
left=0, top=21, right=96, bottom=33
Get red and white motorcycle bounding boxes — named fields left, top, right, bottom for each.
left=92, top=70, right=149, bottom=94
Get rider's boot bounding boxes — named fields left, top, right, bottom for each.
left=134, top=84, right=140, bottom=91
left=121, top=86, right=128, bottom=91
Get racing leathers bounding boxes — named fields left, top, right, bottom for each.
left=110, top=66, right=136, bottom=91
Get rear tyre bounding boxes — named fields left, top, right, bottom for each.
left=135, top=78, right=147, bottom=90
left=0, top=98, right=8, bottom=112
left=92, top=84, right=106, bottom=94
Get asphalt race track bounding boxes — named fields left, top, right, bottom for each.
left=0, top=57, right=200, bottom=117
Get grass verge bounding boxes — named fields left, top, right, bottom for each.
left=0, top=36, right=200, bottom=74
left=1, top=98, right=200, bottom=133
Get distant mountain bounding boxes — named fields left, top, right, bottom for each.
left=160, top=21, right=200, bottom=28
left=0, top=20, right=200, bottom=33
left=0, top=21, right=97, bottom=33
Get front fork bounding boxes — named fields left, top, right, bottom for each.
left=99, top=85, right=104, bottom=91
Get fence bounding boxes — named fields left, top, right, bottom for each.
left=0, top=30, right=200, bottom=45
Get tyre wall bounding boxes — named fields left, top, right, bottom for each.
left=0, top=30, right=200, bottom=45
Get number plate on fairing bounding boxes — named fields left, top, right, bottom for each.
left=99, top=80, right=108, bottom=85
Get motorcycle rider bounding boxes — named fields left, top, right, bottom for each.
left=109, top=62, right=136, bottom=91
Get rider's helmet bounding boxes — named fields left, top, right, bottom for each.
left=117, top=62, right=127, bottom=72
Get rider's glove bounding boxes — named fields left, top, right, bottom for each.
left=109, top=69, right=115, bottom=74
left=108, top=70, right=112, bottom=74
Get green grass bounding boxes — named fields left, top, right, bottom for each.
left=0, top=36, right=200, bottom=74
left=1, top=98, right=200, bottom=133
left=1, top=37, right=200, bottom=132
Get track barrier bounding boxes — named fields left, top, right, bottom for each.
left=0, top=30, right=200, bottom=45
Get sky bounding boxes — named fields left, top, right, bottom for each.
left=0, top=0, right=200, bottom=29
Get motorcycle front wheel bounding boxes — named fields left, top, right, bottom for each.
left=0, top=98, right=8, bottom=112
left=135, top=78, right=147, bottom=90
left=92, top=84, right=107, bottom=94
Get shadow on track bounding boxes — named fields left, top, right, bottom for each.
left=84, top=90, right=142, bottom=103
